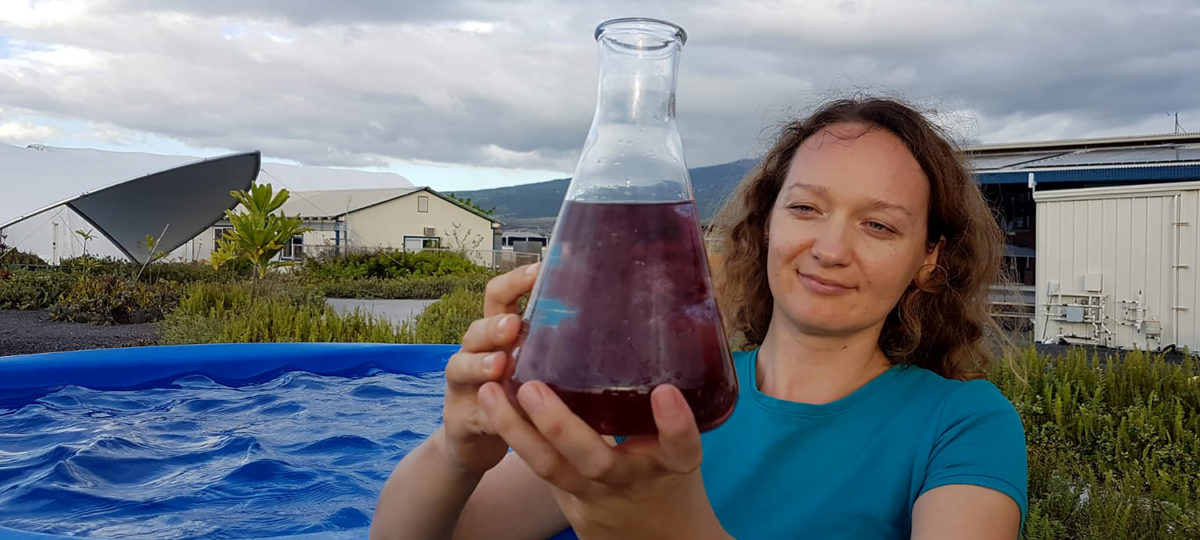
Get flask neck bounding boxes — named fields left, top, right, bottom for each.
left=593, top=36, right=681, bottom=128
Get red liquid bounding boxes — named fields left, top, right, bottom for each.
left=510, top=201, right=738, bottom=436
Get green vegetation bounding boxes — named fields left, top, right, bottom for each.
left=317, top=274, right=489, bottom=300
left=50, top=276, right=182, bottom=325
left=302, top=249, right=488, bottom=281
left=210, top=183, right=310, bottom=279
left=415, top=288, right=483, bottom=345
left=0, top=270, right=74, bottom=310
left=992, top=348, right=1200, bottom=539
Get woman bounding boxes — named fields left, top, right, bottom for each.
left=370, top=97, right=1028, bottom=539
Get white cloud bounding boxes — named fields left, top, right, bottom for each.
left=0, top=0, right=1196, bottom=186
left=0, top=121, right=59, bottom=143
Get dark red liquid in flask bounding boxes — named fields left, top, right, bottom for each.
left=509, top=18, right=738, bottom=436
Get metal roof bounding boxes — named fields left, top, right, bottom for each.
left=964, top=133, right=1200, bottom=185
left=280, top=188, right=421, bottom=219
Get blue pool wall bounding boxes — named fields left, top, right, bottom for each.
left=0, top=343, right=458, bottom=540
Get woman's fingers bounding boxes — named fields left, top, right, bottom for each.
left=650, top=385, right=704, bottom=475
left=484, top=262, right=541, bottom=318
left=515, top=382, right=630, bottom=483
left=444, top=350, right=507, bottom=387
left=460, top=314, right=522, bottom=354
left=477, top=382, right=588, bottom=494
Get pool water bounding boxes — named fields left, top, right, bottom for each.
left=0, top=369, right=443, bottom=539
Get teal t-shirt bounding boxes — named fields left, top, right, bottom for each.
left=551, top=348, right=1027, bottom=539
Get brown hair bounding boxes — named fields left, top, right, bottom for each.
left=712, top=97, right=1007, bottom=380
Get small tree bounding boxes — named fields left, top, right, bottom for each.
left=209, top=183, right=311, bottom=279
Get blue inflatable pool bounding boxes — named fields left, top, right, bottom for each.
left=0, top=343, right=462, bottom=539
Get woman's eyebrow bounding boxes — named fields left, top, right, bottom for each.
left=784, top=183, right=912, bottom=217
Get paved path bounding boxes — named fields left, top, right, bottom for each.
left=324, top=298, right=437, bottom=326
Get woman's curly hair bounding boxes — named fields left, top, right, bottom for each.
left=712, top=97, right=1007, bottom=380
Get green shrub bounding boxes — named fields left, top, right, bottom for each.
left=58, top=256, right=252, bottom=283
left=214, top=301, right=416, bottom=343
left=0, top=269, right=75, bottom=310
left=318, top=274, right=490, bottom=299
left=0, top=247, right=48, bottom=266
left=303, top=249, right=488, bottom=281
left=993, top=348, right=1200, bottom=539
left=50, top=276, right=182, bottom=324
left=58, top=255, right=126, bottom=276
left=416, top=288, right=484, bottom=344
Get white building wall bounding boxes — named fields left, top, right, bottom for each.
left=1034, top=181, right=1199, bottom=351
left=346, top=192, right=496, bottom=257
left=4, top=206, right=200, bottom=264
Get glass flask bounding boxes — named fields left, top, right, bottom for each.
left=509, top=17, right=738, bottom=436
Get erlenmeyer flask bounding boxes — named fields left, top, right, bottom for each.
left=509, top=17, right=738, bottom=436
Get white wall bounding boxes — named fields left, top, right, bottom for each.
left=3, top=205, right=200, bottom=264
left=1034, top=181, right=1199, bottom=351
left=346, top=191, right=497, bottom=262
left=185, top=190, right=499, bottom=265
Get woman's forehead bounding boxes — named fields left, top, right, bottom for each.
left=782, top=124, right=929, bottom=210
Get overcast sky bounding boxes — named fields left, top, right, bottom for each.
left=1, top=0, right=1198, bottom=190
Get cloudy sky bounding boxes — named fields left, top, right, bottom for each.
left=1, top=0, right=1198, bottom=191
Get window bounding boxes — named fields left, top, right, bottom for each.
left=417, top=195, right=430, bottom=213
left=213, top=227, right=232, bottom=243
left=280, top=235, right=304, bottom=260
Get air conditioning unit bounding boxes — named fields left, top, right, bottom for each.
left=423, top=227, right=437, bottom=236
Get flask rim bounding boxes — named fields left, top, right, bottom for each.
left=594, top=17, right=687, bottom=47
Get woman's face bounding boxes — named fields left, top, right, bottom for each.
left=765, top=122, right=938, bottom=338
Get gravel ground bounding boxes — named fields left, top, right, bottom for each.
left=0, top=310, right=160, bottom=357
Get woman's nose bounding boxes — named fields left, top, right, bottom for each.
left=810, top=224, right=852, bottom=267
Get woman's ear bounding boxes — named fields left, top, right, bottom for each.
left=924, top=236, right=945, bottom=264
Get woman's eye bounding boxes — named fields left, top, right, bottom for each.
left=789, top=204, right=816, bottom=213
left=866, top=221, right=894, bottom=233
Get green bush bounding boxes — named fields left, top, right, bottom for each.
left=416, top=288, right=485, bottom=344
left=993, top=348, right=1200, bottom=539
left=213, top=301, right=415, bottom=343
left=318, top=274, right=490, bottom=299
left=58, top=256, right=251, bottom=282
left=0, top=269, right=74, bottom=310
left=0, top=247, right=48, bottom=266
left=50, top=276, right=182, bottom=324
left=161, top=279, right=335, bottom=344
left=303, top=249, right=488, bottom=281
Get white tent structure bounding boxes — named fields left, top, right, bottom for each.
left=1, top=144, right=414, bottom=265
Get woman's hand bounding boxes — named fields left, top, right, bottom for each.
left=439, top=262, right=540, bottom=477
left=477, top=380, right=731, bottom=540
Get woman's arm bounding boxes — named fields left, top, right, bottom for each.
left=912, top=485, right=1021, bottom=539
left=370, top=431, right=568, bottom=540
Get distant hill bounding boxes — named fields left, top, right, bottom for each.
left=450, top=158, right=758, bottom=228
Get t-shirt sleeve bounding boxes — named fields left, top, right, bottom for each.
left=920, top=380, right=1028, bottom=525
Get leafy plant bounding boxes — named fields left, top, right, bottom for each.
left=993, top=347, right=1200, bottom=539
left=415, top=288, right=484, bottom=344
left=0, top=247, right=48, bottom=266
left=0, top=269, right=74, bottom=310
left=50, top=276, right=182, bottom=324
left=316, top=274, right=490, bottom=300
left=302, top=249, right=487, bottom=281
left=209, top=183, right=311, bottom=279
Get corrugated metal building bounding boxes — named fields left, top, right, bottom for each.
left=1032, top=181, right=1199, bottom=351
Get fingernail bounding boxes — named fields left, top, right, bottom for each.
left=653, top=389, right=677, bottom=415
left=519, top=384, right=544, bottom=413
left=525, top=262, right=540, bottom=276
left=497, top=315, right=512, bottom=335
left=478, top=385, right=498, bottom=409
left=482, top=353, right=497, bottom=372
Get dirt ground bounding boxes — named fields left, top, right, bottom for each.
left=0, top=309, right=159, bottom=357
